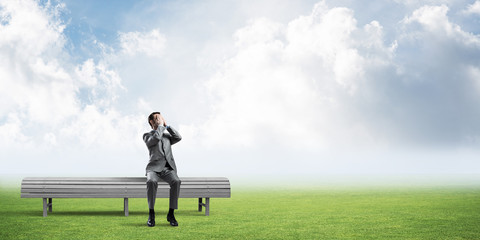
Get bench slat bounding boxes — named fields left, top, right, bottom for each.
left=21, top=188, right=229, bottom=193
left=22, top=188, right=231, bottom=194
left=21, top=184, right=231, bottom=190
left=22, top=181, right=230, bottom=188
left=22, top=177, right=229, bottom=182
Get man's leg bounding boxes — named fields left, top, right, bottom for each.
left=146, top=171, right=160, bottom=227
left=158, top=168, right=181, bottom=226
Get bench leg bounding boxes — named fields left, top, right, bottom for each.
left=205, top=197, right=210, bottom=216
left=198, top=198, right=210, bottom=216
left=43, top=198, right=48, bottom=217
left=124, top=198, right=129, bottom=217
left=48, top=198, right=52, bottom=212
left=43, top=198, right=53, bottom=217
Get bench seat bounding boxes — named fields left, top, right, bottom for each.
left=21, top=177, right=231, bottom=217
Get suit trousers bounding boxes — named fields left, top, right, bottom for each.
left=146, top=168, right=181, bottom=210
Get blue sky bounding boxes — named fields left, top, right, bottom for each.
left=1, top=0, right=480, bottom=183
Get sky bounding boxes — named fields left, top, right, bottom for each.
left=1, top=0, right=480, bottom=183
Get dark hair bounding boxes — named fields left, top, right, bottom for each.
left=148, top=112, right=161, bottom=127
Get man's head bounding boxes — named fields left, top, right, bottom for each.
left=148, top=112, right=161, bottom=128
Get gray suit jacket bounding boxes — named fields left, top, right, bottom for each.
left=143, top=125, right=182, bottom=174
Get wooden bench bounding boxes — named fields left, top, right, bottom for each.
left=21, top=177, right=231, bottom=217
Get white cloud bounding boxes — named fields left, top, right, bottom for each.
left=185, top=1, right=480, bottom=154
left=59, top=105, right=144, bottom=148
left=379, top=3, right=480, bottom=145
left=0, top=0, right=66, bottom=59
left=401, top=4, right=480, bottom=64
left=0, top=0, right=149, bottom=175
left=0, top=0, right=77, bottom=125
left=463, top=0, right=480, bottom=15
left=0, top=113, right=30, bottom=147
left=192, top=1, right=397, bottom=149
left=467, top=65, right=480, bottom=92
left=403, top=5, right=452, bottom=32
left=393, top=0, right=455, bottom=8
left=77, top=59, right=125, bottom=108
left=75, top=58, right=98, bottom=87
left=118, top=29, right=166, bottom=57
left=402, top=4, right=480, bottom=45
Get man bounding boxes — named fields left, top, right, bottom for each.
left=143, top=112, right=182, bottom=227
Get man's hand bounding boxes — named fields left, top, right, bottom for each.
left=161, top=115, right=167, bottom=127
left=153, top=114, right=164, bottom=129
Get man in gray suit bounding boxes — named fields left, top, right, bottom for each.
left=143, top=112, right=182, bottom=227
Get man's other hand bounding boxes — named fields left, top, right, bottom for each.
left=161, top=115, right=167, bottom=127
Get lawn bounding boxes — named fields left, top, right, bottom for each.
left=0, top=184, right=479, bottom=239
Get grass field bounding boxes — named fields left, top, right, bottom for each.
left=0, top=184, right=479, bottom=239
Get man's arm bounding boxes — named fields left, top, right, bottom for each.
left=161, top=115, right=181, bottom=145
left=166, top=126, right=182, bottom=145
left=143, top=127, right=165, bottom=147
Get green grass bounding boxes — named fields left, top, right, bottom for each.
left=1, top=185, right=479, bottom=239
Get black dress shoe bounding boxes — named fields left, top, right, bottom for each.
left=147, top=209, right=155, bottom=227
left=147, top=218, right=155, bottom=227
left=167, top=214, right=178, bottom=226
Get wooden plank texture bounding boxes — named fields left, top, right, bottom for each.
left=21, top=177, right=231, bottom=199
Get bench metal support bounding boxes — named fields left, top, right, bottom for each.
left=198, top=197, right=210, bottom=216
left=124, top=198, right=129, bottom=216
left=43, top=198, right=52, bottom=217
